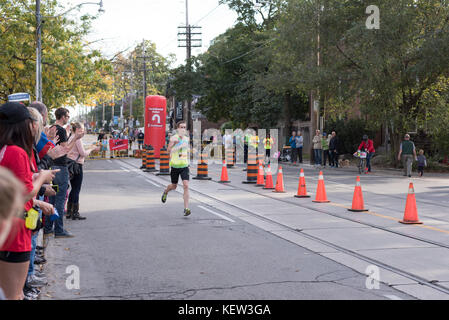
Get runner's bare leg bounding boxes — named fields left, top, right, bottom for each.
left=182, top=180, right=189, bottom=209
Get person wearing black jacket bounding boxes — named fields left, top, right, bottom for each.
left=329, top=131, right=339, bottom=168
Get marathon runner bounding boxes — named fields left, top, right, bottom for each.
left=161, top=121, right=191, bottom=216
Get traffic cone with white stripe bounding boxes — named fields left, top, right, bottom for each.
left=255, top=162, right=265, bottom=187
left=312, top=171, right=330, bottom=203
left=263, top=165, right=275, bottom=190
left=348, top=176, right=368, bottom=212
left=273, top=166, right=286, bottom=193
left=218, top=160, right=230, bottom=183
left=295, top=168, right=310, bottom=198
left=399, top=183, right=422, bottom=224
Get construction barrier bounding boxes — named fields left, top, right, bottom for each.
left=242, top=153, right=258, bottom=184
left=226, top=148, right=235, bottom=168
left=144, top=145, right=157, bottom=173
left=156, top=147, right=170, bottom=176
left=193, top=150, right=212, bottom=180
left=141, top=145, right=148, bottom=170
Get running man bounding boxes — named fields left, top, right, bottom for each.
left=161, top=121, right=191, bottom=216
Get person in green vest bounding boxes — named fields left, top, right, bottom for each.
left=161, top=121, right=191, bottom=216
left=398, top=134, right=417, bottom=177
left=263, top=133, right=274, bottom=163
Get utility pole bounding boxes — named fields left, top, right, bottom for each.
left=130, top=61, right=134, bottom=119
left=137, top=40, right=152, bottom=127
left=178, top=0, right=202, bottom=132
left=36, top=0, right=43, bottom=101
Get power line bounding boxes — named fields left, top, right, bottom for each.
left=221, top=38, right=275, bottom=65
left=159, top=3, right=222, bottom=52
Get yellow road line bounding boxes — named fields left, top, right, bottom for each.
left=329, top=202, right=449, bottom=235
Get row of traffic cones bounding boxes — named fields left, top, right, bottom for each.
left=218, top=160, right=422, bottom=225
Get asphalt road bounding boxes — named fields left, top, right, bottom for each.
left=40, top=158, right=414, bottom=300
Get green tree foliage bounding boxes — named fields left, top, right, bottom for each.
left=0, top=0, right=111, bottom=108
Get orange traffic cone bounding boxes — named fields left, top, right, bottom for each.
left=312, top=171, right=330, bottom=203
left=273, top=166, right=286, bottom=193
left=255, top=163, right=265, bottom=187
left=218, top=160, right=230, bottom=183
left=294, top=168, right=310, bottom=198
left=263, top=165, right=275, bottom=190
left=348, top=176, right=368, bottom=212
left=399, top=183, right=422, bottom=224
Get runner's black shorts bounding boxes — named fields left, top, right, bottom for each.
left=170, top=167, right=189, bottom=184
left=0, top=251, right=31, bottom=263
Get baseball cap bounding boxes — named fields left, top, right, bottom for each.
left=0, top=102, right=36, bottom=124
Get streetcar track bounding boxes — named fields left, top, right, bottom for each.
left=119, top=159, right=449, bottom=296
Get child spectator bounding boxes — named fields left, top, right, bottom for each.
left=417, top=149, right=427, bottom=177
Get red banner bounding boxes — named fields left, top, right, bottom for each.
left=109, top=139, right=128, bottom=151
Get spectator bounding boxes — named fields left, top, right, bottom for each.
left=398, top=134, right=417, bottom=177
left=295, top=131, right=304, bottom=164
left=312, top=130, right=322, bottom=166
left=0, top=102, right=57, bottom=300
left=137, top=130, right=144, bottom=150
left=321, top=132, right=329, bottom=167
left=97, top=130, right=105, bottom=142
left=289, top=131, right=297, bottom=164
left=263, top=133, right=274, bottom=162
left=417, top=149, right=427, bottom=177
left=25, top=108, right=55, bottom=297
left=44, top=108, right=80, bottom=239
left=67, top=122, right=99, bottom=220
left=0, top=167, right=25, bottom=300
left=329, top=131, right=339, bottom=168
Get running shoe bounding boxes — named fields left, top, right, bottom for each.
left=161, top=191, right=167, bottom=203
left=184, top=208, right=191, bottom=217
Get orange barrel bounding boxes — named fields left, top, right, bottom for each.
left=242, top=153, right=258, bottom=184
left=144, top=145, right=158, bottom=172
left=257, top=153, right=264, bottom=167
left=226, top=147, right=235, bottom=168
left=156, top=147, right=170, bottom=176
left=193, top=151, right=212, bottom=180
left=140, top=145, right=148, bottom=170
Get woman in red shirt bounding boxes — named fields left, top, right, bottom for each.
left=0, top=102, right=57, bottom=300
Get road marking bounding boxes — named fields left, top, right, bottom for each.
left=198, top=205, right=235, bottom=223
left=107, top=160, right=112, bottom=163
left=146, top=179, right=162, bottom=187
left=329, top=202, right=449, bottom=235
left=384, top=295, right=402, bottom=300
left=119, top=166, right=130, bottom=172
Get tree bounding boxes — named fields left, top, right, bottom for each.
left=0, top=0, right=111, bottom=108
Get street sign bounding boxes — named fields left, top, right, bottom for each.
left=113, top=116, right=118, bottom=125
left=8, top=93, right=31, bottom=103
